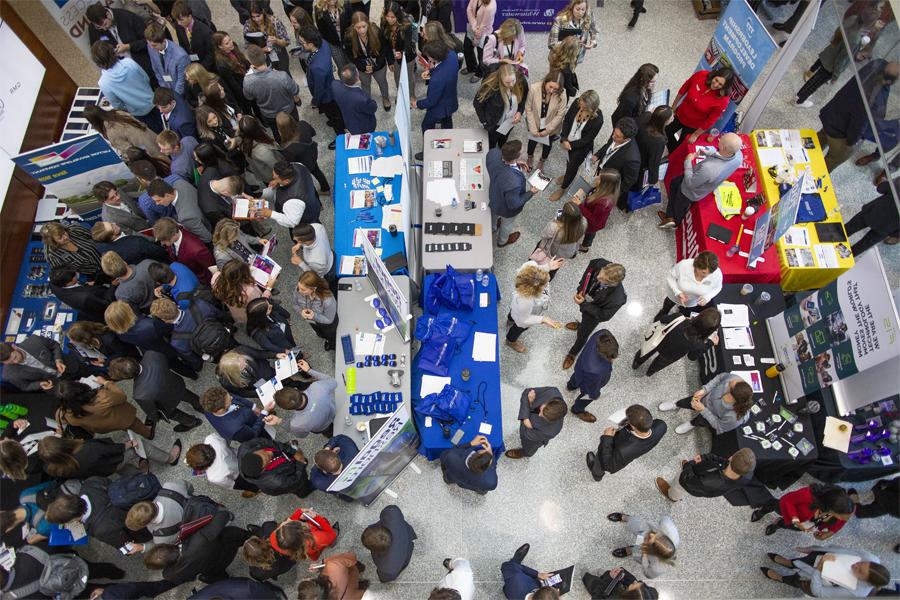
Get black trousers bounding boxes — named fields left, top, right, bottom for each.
left=665, top=115, right=697, bottom=153
left=422, top=114, right=454, bottom=133
left=311, top=317, right=339, bottom=346
left=488, top=130, right=510, bottom=150
left=506, top=313, right=529, bottom=343
left=664, top=176, right=693, bottom=225
left=796, top=59, right=833, bottom=104
left=527, top=139, right=554, bottom=160
left=463, top=36, right=484, bottom=76
left=232, top=474, right=260, bottom=492
left=568, top=313, right=602, bottom=357
left=675, top=396, right=712, bottom=428
left=201, top=526, right=251, bottom=582
left=86, top=561, right=126, bottom=581
left=318, top=101, right=346, bottom=137
left=308, top=161, right=331, bottom=191
left=581, top=231, right=597, bottom=248
left=845, top=210, right=890, bottom=257
left=632, top=348, right=677, bottom=377
left=561, top=146, right=593, bottom=189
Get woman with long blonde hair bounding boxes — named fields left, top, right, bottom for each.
left=343, top=11, right=393, bottom=110
left=548, top=0, right=597, bottom=63
left=212, top=259, right=270, bottom=324
left=482, top=18, right=527, bottom=77
left=505, top=261, right=562, bottom=353
left=313, top=0, right=348, bottom=70
left=474, top=63, right=528, bottom=148
left=548, top=35, right=581, bottom=98
left=550, top=90, right=604, bottom=202
left=184, top=63, right=219, bottom=107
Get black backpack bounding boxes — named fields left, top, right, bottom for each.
left=172, top=302, right=235, bottom=360
left=108, top=473, right=161, bottom=509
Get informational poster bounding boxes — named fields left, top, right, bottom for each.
left=450, top=1, right=564, bottom=32
left=768, top=252, right=900, bottom=400
left=327, top=405, right=420, bottom=505
left=11, top=133, right=134, bottom=215
left=746, top=206, right=771, bottom=267
left=393, top=55, right=412, bottom=255
left=696, top=0, right=778, bottom=131
left=361, top=236, right=411, bottom=342
left=748, top=172, right=805, bottom=266
left=40, top=0, right=118, bottom=59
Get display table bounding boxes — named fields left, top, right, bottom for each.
left=333, top=133, right=406, bottom=277
left=411, top=272, right=503, bottom=460
left=421, top=129, right=493, bottom=273
left=668, top=133, right=781, bottom=284
left=703, top=284, right=818, bottom=489
left=332, top=276, right=412, bottom=448
left=751, top=129, right=854, bottom=292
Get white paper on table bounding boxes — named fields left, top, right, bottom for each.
left=723, top=326, right=754, bottom=349
left=607, top=407, right=627, bottom=426
left=370, top=155, right=404, bottom=177
left=823, top=416, right=852, bottom=453
left=756, top=147, right=786, bottom=168
left=255, top=377, right=283, bottom=410
left=275, top=351, right=299, bottom=381
left=813, top=244, right=839, bottom=268
left=383, top=186, right=394, bottom=203
left=822, top=554, right=860, bottom=591
left=381, top=207, right=403, bottom=230
left=743, top=353, right=756, bottom=367
left=718, top=304, right=749, bottom=328
left=471, top=332, right=497, bottom=362
left=478, top=422, right=493, bottom=435
left=426, top=178, right=458, bottom=206
left=127, top=431, right=147, bottom=459
left=420, top=375, right=451, bottom=398
left=783, top=226, right=810, bottom=247
left=348, top=156, right=373, bottom=174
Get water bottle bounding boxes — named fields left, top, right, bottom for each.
left=475, top=268, right=483, bottom=282
left=451, top=196, right=458, bottom=209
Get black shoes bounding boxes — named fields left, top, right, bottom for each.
left=607, top=513, right=625, bottom=522
left=764, top=522, right=780, bottom=536
left=586, top=453, right=604, bottom=481
left=512, top=543, right=530, bottom=564
left=750, top=507, right=770, bottom=522
left=328, top=141, right=336, bottom=150
left=414, top=151, right=424, bottom=160
left=174, top=415, right=202, bottom=432
left=443, top=558, right=452, bottom=570
left=612, top=547, right=629, bottom=558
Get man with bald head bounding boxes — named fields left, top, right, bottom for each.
left=658, top=132, right=743, bottom=229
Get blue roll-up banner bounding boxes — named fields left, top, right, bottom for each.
left=697, top=0, right=778, bottom=131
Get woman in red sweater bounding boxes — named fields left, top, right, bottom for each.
left=271, top=507, right=338, bottom=562
left=752, top=484, right=855, bottom=538
left=573, top=169, right=620, bottom=252
left=665, top=67, right=733, bottom=153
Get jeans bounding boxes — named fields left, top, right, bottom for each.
left=492, top=212, right=518, bottom=245
left=663, top=176, right=693, bottom=225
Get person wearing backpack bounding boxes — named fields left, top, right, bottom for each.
left=237, top=437, right=315, bottom=499
left=246, top=297, right=297, bottom=354
left=45, top=476, right=151, bottom=553
left=187, top=577, right=287, bottom=599
left=124, top=479, right=193, bottom=552
left=0, top=544, right=124, bottom=600
left=150, top=297, right=235, bottom=369
left=108, top=352, right=204, bottom=433
left=144, top=508, right=249, bottom=586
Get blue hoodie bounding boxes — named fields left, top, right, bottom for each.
left=98, top=57, right=155, bottom=116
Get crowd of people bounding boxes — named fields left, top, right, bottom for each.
left=0, top=0, right=897, bottom=598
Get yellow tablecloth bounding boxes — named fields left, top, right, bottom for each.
left=751, top=128, right=854, bottom=292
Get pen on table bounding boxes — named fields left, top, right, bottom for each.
left=342, top=373, right=347, bottom=386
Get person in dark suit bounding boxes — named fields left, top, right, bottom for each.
left=201, top=387, right=274, bottom=444
left=148, top=179, right=211, bottom=243
left=331, top=64, right=378, bottom=135
left=592, top=117, right=642, bottom=211
left=104, top=300, right=198, bottom=379
left=505, top=387, right=567, bottom=459
left=582, top=566, right=658, bottom=599
left=310, top=434, right=359, bottom=497
left=187, top=577, right=285, bottom=599
left=151, top=297, right=228, bottom=369
left=237, top=437, right=314, bottom=498
left=844, top=178, right=900, bottom=256
left=501, top=543, right=559, bottom=600
left=549, top=90, right=604, bottom=201
left=0, top=335, right=93, bottom=392
left=634, top=107, right=671, bottom=193
left=94, top=181, right=151, bottom=235
left=172, top=2, right=216, bottom=71
left=154, top=87, right=198, bottom=140
left=586, top=404, right=666, bottom=482
left=656, top=448, right=756, bottom=502
left=49, top=267, right=115, bottom=324
left=144, top=509, right=249, bottom=586
left=152, top=217, right=215, bottom=285
left=92, top=221, right=170, bottom=265
left=362, top=505, right=417, bottom=583
left=566, top=330, right=618, bottom=422
left=86, top=3, right=155, bottom=85
left=245, top=298, right=296, bottom=354
left=298, top=27, right=345, bottom=142
left=632, top=308, right=720, bottom=377
left=108, top=353, right=203, bottom=432
left=414, top=40, right=460, bottom=137
left=487, top=140, right=537, bottom=248
left=563, top=260, right=626, bottom=371
left=439, top=434, right=498, bottom=495
left=38, top=436, right=130, bottom=479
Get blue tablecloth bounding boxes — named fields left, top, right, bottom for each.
left=411, top=272, right=503, bottom=461
left=333, top=132, right=406, bottom=277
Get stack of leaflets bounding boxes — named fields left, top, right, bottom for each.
left=714, top=181, right=742, bottom=219
left=345, top=134, right=371, bottom=150
left=232, top=197, right=268, bottom=220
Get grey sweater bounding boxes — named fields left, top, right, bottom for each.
left=681, top=150, right=743, bottom=202
left=699, top=372, right=749, bottom=434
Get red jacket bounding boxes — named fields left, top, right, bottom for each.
left=579, top=195, right=615, bottom=234
left=778, top=486, right=849, bottom=534
left=674, top=70, right=730, bottom=130
left=287, top=509, right=337, bottom=561
left=168, top=227, right=214, bottom=285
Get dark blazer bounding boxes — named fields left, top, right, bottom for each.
left=88, top=9, right=153, bottom=79
left=635, top=112, right=667, bottom=187
left=678, top=453, right=750, bottom=498
left=231, top=0, right=272, bottom=24
left=368, top=505, right=416, bottom=583
left=343, top=31, right=392, bottom=73
left=167, top=227, right=215, bottom=286
left=501, top=560, right=540, bottom=600
left=486, top=148, right=532, bottom=218
left=281, top=135, right=321, bottom=177
left=91, top=330, right=139, bottom=363
left=820, top=59, right=888, bottom=145
left=307, top=45, right=336, bottom=106
left=2, top=335, right=82, bottom=392
left=571, top=330, right=613, bottom=399
left=560, top=103, right=604, bottom=166
left=133, top=350, right=193, bottom=419
left=175, top=18, right=216, bottom=71
left=314, top=5, right=350, bottom=47
left=197, top=163, right=240, bottom=227
left=248, top=522, right=296, bottom=581
left=205, top=395, right=269, bottom=444
left=611, top=87, right=647, bottom=127
left=188, top=577, right=285, bottom=599
left=517, top=387, right=565, bottom=446
left=575, top=259, right=627, bottom=323
left=81, top=476, right=135, bottom=549
left=382, top=22, right=415, bottom=62
left=248, top=303, right=296, bottom=353
left=216, top=346, right=276, bottom=398
left=582, top=568, right=658, bottom=600
left=598, top=419, right=666, bottom=474
left=170, top=298, right=226, bottom=368
left=594, top=137, right=641, bottom=209
left=118, top=315, right=184, bottom=371
left=97, top=235, right=169, bottom=266
left=102, top=194, right=150, bottom=234
left=163, top=509, right=238, bottom=584
left=655, top=312, right=712, bottom=362
left=162, top=94, right=199, bottom=139
left=331, top=81, right=378, bottom=134
left=417, top=52, right=460, bottom=123
left=474, top=74, right=528, bottom=130
left=439, top=444, right=498, bottom=493
left=67, top=438, right=126, bottom=479
left=216, top=58, right=252, bottom=115
left=237, top=437, right=311, bottom=497
left=49, top=282, right=115, bottom=324
left=310, top=435, right=360, bottom=495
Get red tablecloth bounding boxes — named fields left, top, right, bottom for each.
left=664, top=134, right=780, bottom=284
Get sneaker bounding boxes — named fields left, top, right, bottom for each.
left=658, top=401, right=677, bottom=411
left=657, top=217, right=676, bottom=229
left=675, top=422, right=695, bottom=434
left=796, top=100, right=814, bottom=108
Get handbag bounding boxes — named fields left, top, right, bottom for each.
left=529, top=238, right=553, bottom=266
left=638, top=315, right=686, bottom=358
left=627, top=186, right=662, bottom=212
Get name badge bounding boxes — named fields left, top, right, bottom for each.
left=163, top=74, right=173, bottom=82
left=189, top=54, right=200, bottom=62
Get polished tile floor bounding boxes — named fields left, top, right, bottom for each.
left=76, top=1, right=898, bottom=598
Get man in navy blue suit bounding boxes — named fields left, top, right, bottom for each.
left=439, top=434, right=498, bottom=495
left=486, top=140, right=538, bottom=248
left=501, top=544, right=559, bottom=600
left=310, top=434, right=359, bottom=499
left=331, top=64, right=378, bottom=135
left=413, top=40, right=459, bottom=159
left=153, top=87, right=197, bottom=139
left=299, top=26, right=345, bottom=146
